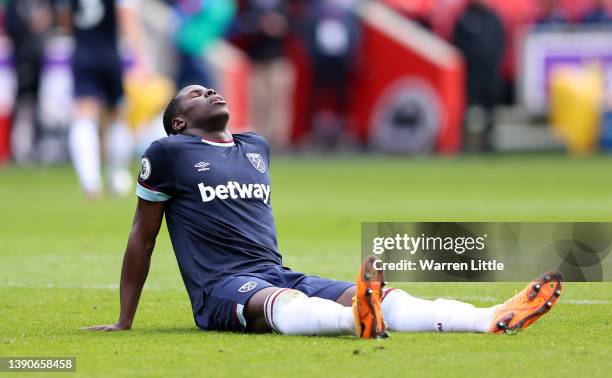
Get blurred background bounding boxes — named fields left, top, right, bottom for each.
left=0, top=0, right=612, bottom=170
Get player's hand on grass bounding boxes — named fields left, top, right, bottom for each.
left=81, top=323, right=130, bottom=332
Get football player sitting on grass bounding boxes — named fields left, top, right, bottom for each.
left=84, top=85, right=563, bottom=338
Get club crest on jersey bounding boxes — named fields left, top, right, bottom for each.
left=140, top=157, right=151, bottom=180
left=246, top=153, right=266, bottom=174
left=194, top=162, right=210, bottom=172
left=238, top=281, right=257, bottom=293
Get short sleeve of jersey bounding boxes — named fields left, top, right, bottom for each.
left=136, top=141, right=176, bottom=202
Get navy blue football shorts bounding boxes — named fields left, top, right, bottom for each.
left=196, top=265, right=354, bottom=332
left=72, top=49, right=124, bottom=107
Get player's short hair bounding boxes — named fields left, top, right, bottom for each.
left=163, top=95, right=182, bottom=135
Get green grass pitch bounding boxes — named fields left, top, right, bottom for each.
left=1, top=154, right=611, bottom=377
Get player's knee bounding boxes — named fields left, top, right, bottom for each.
left=335, top=286, right=355, bottom=306
left=245, top=315, right=270, bottom=333
left=263, top=288, right=307, bottom=333
left=244, top=286, right=279, bottom=333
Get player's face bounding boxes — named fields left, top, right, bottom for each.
left=177, top=85, right=229, bottom=128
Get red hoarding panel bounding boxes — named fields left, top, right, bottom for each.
left=351, top=2, right=464, bottom=153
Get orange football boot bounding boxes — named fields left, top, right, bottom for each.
left=352, top=255, right=388, bottom=339
left=490, top=270, right=563, bottom=334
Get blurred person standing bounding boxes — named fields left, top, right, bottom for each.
left=57, top=0, right=151, bottom=198
left=304, top=0, right=360, bottom=148
left=452, top=0, right=504, bottom=151
left=4, top=0, right=53, bottom=164
left=582, top=0, right=612, bottom=25
left=232, top=0, right=293, bottom=150
left=173, top=0, right=236, bottom=89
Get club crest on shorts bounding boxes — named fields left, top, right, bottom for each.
left=246, top=153, right=266, bottom=173
left=140, top=157, right=151, bottom=180
left=238, top=281, right=257, bottom=293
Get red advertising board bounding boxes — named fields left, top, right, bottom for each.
left=351, top=2, right=464, bottom=153
left=289, top=2, right=464, bottom=153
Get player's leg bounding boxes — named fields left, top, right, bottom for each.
left=242, top=287, right=277, bottom=333
left=378, top=270, right=563, bottom=333
left=69, top=52, right=105, bottom=198
left=287, top=256, right=387, bottom=338
left=69, top=96, right=103, bottom=198
left=335, top=286, right=354, bottom=306
left=199, top=275, right=355, bottom=336
left=380, top=287, right=497, bottom=332
left=245, top=287, right=356, bottom=336
left=104, top=110, right=133, bottom=196
left=104, top=60, right=133, bottom=196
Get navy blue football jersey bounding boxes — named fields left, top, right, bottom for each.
left=68, top=0, right=124, bottom=48
left=136, top=132, right=282, bottom=316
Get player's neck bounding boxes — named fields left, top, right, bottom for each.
left=183, top=128, right=233, bottom=142
left=182, top=115, right=232, bottom=141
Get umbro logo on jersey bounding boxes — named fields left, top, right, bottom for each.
left=237, top=281, right=258, bottom=293
left=246, top=153, right=266, bottom=174
left=194, top=162, right=210, bottom=172
left=198, top=181, right=271, bottom=204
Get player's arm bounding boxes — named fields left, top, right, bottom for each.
left=83, top=198, right=165, bottom=331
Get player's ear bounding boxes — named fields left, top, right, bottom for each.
left=172, top=117, right=186, bottom=133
